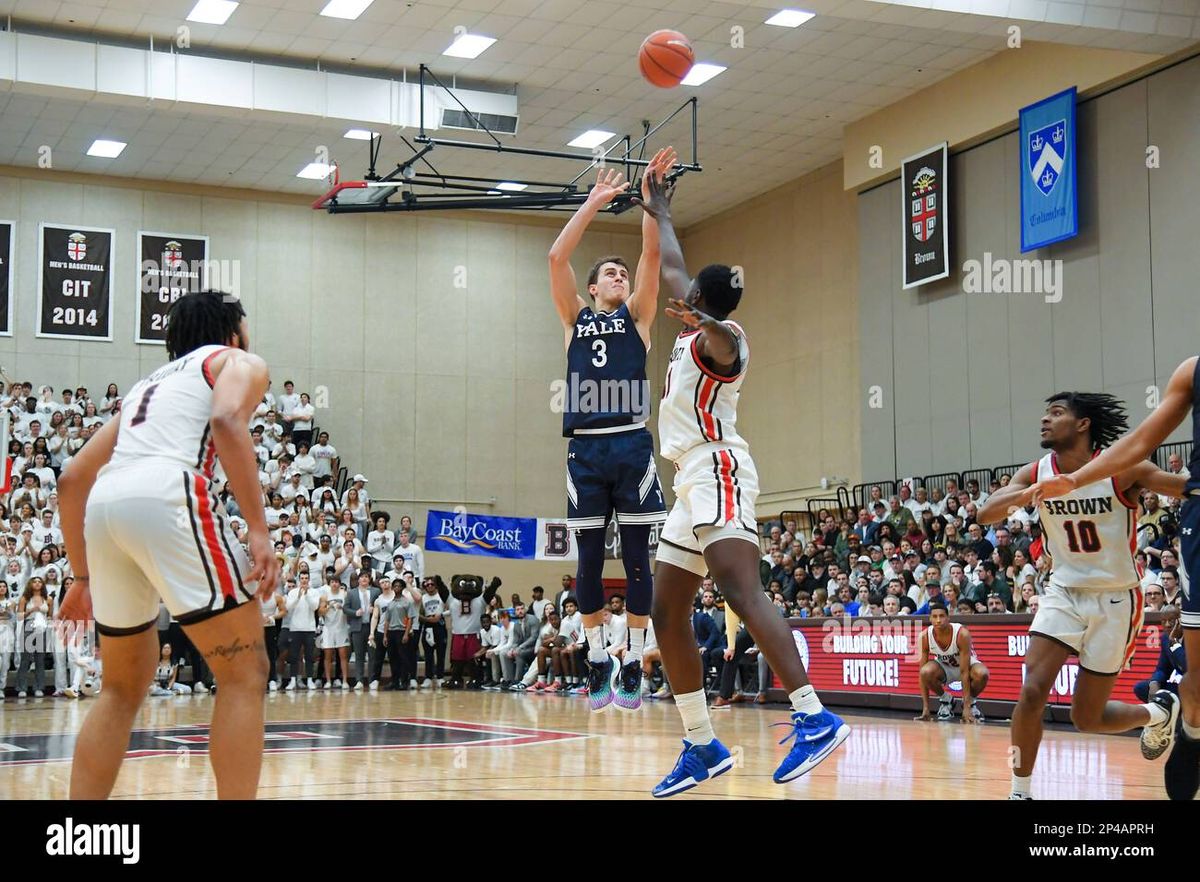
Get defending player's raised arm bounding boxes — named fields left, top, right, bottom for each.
left=637, top=164, right=690, bottom=304
left=1037, top=357, right=1197, bottom=501
left=626, top=147, right=676, bottom=332
left=209, top=349, right=279, bottom=597
left=548, top=168, right=629, bottom=332
left=1125, top=460, right=1188, bottom=499
left=56, top=417, right=122, bottom=624
left=977, top=463, right=1037, bottom=525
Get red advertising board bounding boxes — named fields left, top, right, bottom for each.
left=777, top=615, right=1164, bottom=706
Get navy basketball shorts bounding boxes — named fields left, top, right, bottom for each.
left=1178, top=496, right=1200, bottom=629
left=566, top=428, right=666, bottom=531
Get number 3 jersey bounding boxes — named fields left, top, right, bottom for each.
left=1034, top=451, right=1139, bottom=590
left=101, top=344, right=230, bottom=481
left=562, top=303, right=651, bottom=437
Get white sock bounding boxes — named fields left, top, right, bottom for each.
left=675, top=689, right=715, bottom=745
left=789, top=684, right=824, bottom=716
left=1183, top=720, right=1200, bottom=741
left=627, top=627, right=645, bottom=664
left=586, top=627, right=607, bottom=663
left=537, top=674, right=546, bottom=683
left=1144, top=701, right=1169, bottom=726
left=1011, top=773, right=1032, bottom=797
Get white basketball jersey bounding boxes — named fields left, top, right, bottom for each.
left=1034, top=452, right=1139, bottom=590
left=658, top=322, right=750, bottom=463
left=102, top=344, right=230, bottom=480
left=926, top=622, right=977, bottom=669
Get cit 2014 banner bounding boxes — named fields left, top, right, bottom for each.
left=901, top=142, right=950, bottom=289
left=426, top=510, right=659, bottom=561
left=38, top=222, right=114, bottom=340
left=137, top=231, right=209, bottom=344
left=1020, top=86, right=1078, bottom=252
left=0, top=221, right=12, bottom=336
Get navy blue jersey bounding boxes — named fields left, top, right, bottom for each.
left=562, top=302, right=650, bottom=437
left=1187, top=357, right=1200, bottom=495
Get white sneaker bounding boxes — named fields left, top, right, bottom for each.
left=420, top=679, right=433, bottom=689
left=436, top=678, right=445, bottom=688
left=16, top=691, right=25, bottom=698
left=193, top=683, right=206, bottom=694
left=1141, top=690, right=1181, bottom=760
left=308, top=678, right=318, bottom=690
left=323, top=680, right=332, bottom=691
left=409, top=679, right=418, bottom=690
left=353, top=681, right=363, bottom=692
left=284, top=678, right=297, bottom=692
left=268, top=680, right=278, bottom=692
left=340, top=680, right=349, bottom=690
left=63, top=688, right=78, bottom=699
left=33, top=690, right=43, bottom=697
left=368, top=680, right=379, bottom=691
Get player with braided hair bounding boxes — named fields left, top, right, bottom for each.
left=978, top=392, right=1185, bottom=799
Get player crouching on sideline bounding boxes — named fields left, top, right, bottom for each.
left=635, top=168, right=849, bottom=798
left=914, top=601, right=988, bottom=723
left=57, top=290, right=281, bottom=800
left=978, top=392, right=1183, bottom=800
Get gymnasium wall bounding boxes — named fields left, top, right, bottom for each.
left=673, top=160, right=861, bottom=516
left=857, top=52, right=1200, bottom=482
left=0, top=171, right=662, bottom=584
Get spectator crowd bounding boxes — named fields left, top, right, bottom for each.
left=1, top=375, right=1189, bottom=709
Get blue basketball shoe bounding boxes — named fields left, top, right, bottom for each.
left=652, top=738, right=735, bottom=798
left=771, top=709, right=851, bottom=783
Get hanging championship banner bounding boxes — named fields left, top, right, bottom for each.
left=901, top=142, right=950, bottom=290
left=137, top=231, right=208, bottom=344
left=0, top=221, right=12, bottom=337
left=37, top=223, right=114, bottom=340
left=1020, top=86, right=1078, bottom=252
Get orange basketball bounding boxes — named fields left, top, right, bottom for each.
left=638, top=30, right=693, bottom=88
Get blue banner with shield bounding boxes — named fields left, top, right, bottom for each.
left=1020, top=87, right=1078, bottom=252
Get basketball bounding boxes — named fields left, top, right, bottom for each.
left=638, top=30, right=693, bottom=88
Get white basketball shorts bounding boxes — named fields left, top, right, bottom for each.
left=85, top=465, right=256, bottom=636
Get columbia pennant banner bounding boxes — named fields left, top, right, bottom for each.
left=38, top=223, right=114, bottom=340
left=137, top=231, right=208, bottom=344
left=425, top=510, right=537, bottom=559
left=0, top=221, right=12, bottom=336
left=1020, top=87, right=1078, bottom=252
left=901, top=142, right=949, bottom=289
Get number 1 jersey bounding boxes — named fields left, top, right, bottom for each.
left=102, top=344, right=230, bottom=480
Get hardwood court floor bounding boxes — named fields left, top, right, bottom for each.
left=0, top=690, right=1169, bottom=800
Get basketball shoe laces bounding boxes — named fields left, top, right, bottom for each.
left=771, top=712, right=833, bottom=746
left=669, top=743, right=707, bottom=781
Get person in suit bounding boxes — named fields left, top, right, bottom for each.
left=343, top=572, right=379, bottom=691
left=852, top=509, right=879, bottom=547
left=693, top=608, right=724, bottom=691
left=502, top=603, right=541, bottom=686
left=1135, top=606, right=1186, bottom=702
left=554, top=574, right=576, bottom=620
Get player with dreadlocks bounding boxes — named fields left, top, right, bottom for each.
left=977, top=392, right=1186, bottom=799
left=1034, top=360, right=1200, bottom=801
